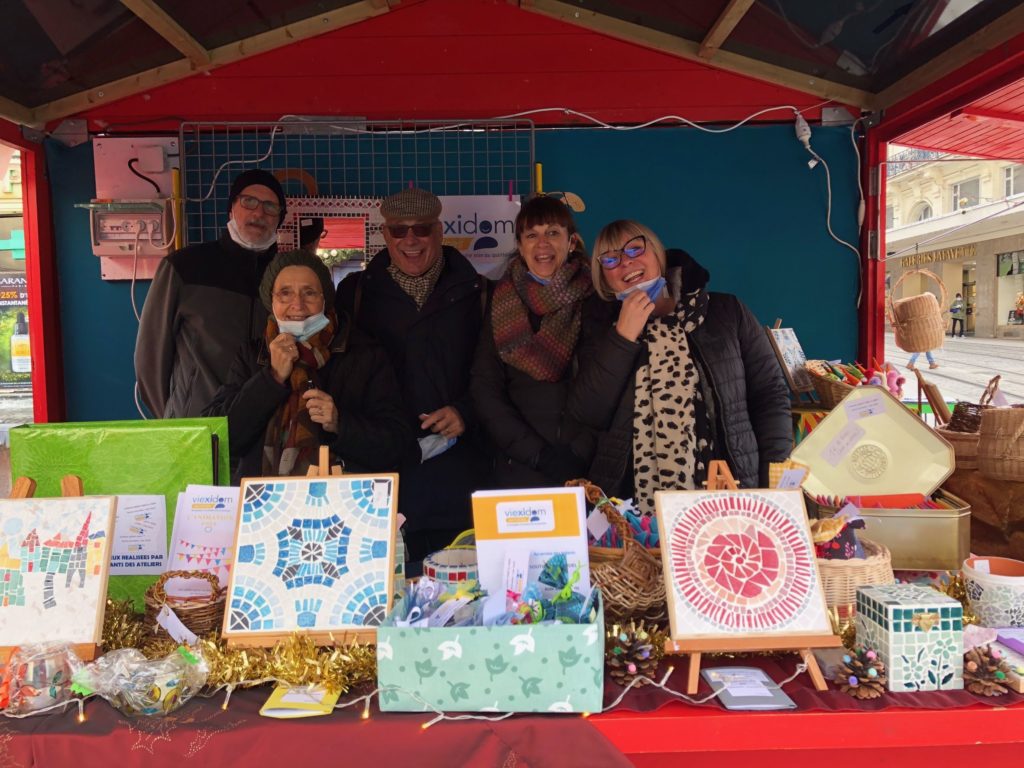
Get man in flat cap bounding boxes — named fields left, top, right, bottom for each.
left=336, top=187, right=486, bottom=567
left=136, top=168, right=287, bottom=417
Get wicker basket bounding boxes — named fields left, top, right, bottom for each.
left=936, top=427, right=980, bottom=470
left=144, top=571, right=226, bottom=638
left=888, top=268, right=948, bottom=353
left=947, top=375, right=1000, bottom=433
left=568, top=479, right=666, bottom=624
left=816, top=538, right=895, bottom=610
left=978, top=407, right=1024, bottom=482
left=804, top=362, right=855, bottom=409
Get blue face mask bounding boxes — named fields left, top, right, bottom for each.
left=615, top=276, right=666, bottom=303
left=277, top=312, right=329, bottom=342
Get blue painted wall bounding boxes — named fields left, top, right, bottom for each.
left=47, top=125, right=859, bottom=421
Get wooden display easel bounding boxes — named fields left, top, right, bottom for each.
left=666, top=461, right=841, bottom=694
left=913, top=369, right=951, bottom=426
left=306, top=445, right=343, bottom=477
left=1, top=475, right=101, bottom=664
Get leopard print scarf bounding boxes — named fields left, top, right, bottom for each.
left=631, top=289, right=713, bottom=517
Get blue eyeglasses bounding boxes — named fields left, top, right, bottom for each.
left=599, top=235, right=647, bottom=269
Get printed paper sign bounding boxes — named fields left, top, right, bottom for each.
left=439, top=195, right=520, bottom=280
left=166, top=485, right=239, bottom=593
left=821, top=422, right=866, bottom=467
left=844, top=393, right=885, bottom=420
left=472, top=487, right=590, bottom=601
left=110, top=495, right=167, bottom=574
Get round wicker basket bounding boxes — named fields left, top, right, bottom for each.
left=978, top=406, right=1024, bottom=482
left=816, top=538, right=895, bottom=610
left=935, top=427, right=980, bottom=471
left=568, top=479, right=666, bottom=624
left=888, top=268, right=947, bottom=353
left=144, top=570, right=226, bottom=638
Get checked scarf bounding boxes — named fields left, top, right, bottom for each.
left=262, top=313, right=337, bottom=476
left=491, top=254, right=593, bottom=382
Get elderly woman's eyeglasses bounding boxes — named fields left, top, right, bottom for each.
left=272, top=288, right=323, bottom=305
left=236, top=194, right=282, bottom=217
left=599, top=235, right=647, bottom=269
left=386, top=223, right=435, bottom=238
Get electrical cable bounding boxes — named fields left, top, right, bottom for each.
left=145, top=205, right=178, bottom=251
left=188, top=126, right=282, bottom=203
left=127, top=158, right=162, bottom=195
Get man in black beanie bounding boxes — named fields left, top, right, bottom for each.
left=135, top=169, right=288, bottom=418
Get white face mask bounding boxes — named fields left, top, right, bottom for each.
left=227, top=217, right=278, bottom=251
left=277, top=312, right=329, bottom=342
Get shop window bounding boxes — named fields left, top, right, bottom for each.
left=911, top=202, right=932, bottom=222
left=1005, top=165, right=1024, bottom=198
left=996, top=250, right=1024, bottom=325
left=951, top=178, right=980, bottom=211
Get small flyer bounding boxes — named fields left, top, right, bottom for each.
left=166, top=484, right=239, bottom=595
left=109, top=495, right=167, bottom=575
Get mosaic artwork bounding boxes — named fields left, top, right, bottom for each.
left=856, top=584, right=964, bottom=691
left=224, top=476, right=397, bottom=641
left=0, top=497, right=116, bottom=648
left=655, top=491, right=830, bottom=638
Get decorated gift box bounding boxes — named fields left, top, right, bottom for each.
left=376, top=593, right=605, bottom=714
left=856, top=584, right=964, bottom=692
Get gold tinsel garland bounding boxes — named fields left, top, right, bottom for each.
left=101, top=600, right=377, bottom=694
left=933, top=572, right=979, bottom=626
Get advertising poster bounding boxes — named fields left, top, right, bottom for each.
left=0, top=272, right=30, bottom=389
left=439, top=195, right=521, bottom=280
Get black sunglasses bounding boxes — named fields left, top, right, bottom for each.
left=386, top=223, right=435, bottom=238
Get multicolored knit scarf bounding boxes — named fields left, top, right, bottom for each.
left=491, top=254, right=593, bottom=382
left=262, top=314, right=337, bottom=475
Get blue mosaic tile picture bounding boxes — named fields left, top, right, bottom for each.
left=224, top=475, right=398, bottom=642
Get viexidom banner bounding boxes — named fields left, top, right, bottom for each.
left=439, top=195, right=521, bottom=280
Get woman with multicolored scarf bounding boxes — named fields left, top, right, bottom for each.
left=206, top=250, right=411, bottom=482
left=569, top=220, right=792, bottom=516
left=470, top=196, right=597, bottom=488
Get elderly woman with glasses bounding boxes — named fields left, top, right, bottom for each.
left=568, top=220, right=791, bottom=514
left=470, top=195, right=596, bottom=487
left=205, top=250, right=411, bottom=481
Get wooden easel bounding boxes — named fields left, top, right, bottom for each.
left=2, top=475, right=100, bottom=664
left=913, top=369, right=951, bottom=426
left=306, top=445, right=343, bottom=477
left=666, top=462, right=841, bottom=694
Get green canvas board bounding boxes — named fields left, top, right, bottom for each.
left=377, top=594, right=604, bottom=713
left=10, top=418, right=230, bottom=609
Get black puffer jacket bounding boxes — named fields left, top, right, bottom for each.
left=204, top=319, right=412, bottom=484
left=334, top=246, right=487, bottom=535
left=470, top=284, right=595, bottom=488
left=568, top=249, right=792, bottom=494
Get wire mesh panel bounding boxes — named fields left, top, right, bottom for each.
left=178, top=119, right=535, bottom=246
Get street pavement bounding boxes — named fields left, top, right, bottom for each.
left=884, top=332, right=1024, bottom=406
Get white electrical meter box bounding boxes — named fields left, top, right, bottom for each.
left=85, top=199, right=176, bottom=280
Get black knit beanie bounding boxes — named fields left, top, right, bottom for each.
left=229, top=169, right=287, bottom=225
left=259, top=250, right=335, bottom=311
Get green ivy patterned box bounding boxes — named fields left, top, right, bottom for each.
left=376, top=594, right=604, bottom=713
left=856, top=584, right=963, bottom=692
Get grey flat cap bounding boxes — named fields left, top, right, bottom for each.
left=380, top=188, right=442, bottom=221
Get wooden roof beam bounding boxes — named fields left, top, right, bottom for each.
left=699, top=0, right=756, bottom=60
left=119, top=0, right=211, bottom=66
left=0, top=95, right=34, bottom=127
left=875, top=5, right=1024, bottom=110
left=34, top=0, right=391, bottom=125
left=525, top=0, right=875, bottom=109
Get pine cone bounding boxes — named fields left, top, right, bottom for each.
left=964, top=646, right=1011, bottom=696
left=606, top=620, right=666, bottom=686
left=834, top=648, right=887, bottom=700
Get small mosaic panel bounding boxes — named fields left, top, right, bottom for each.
left=856, top=584, right=963, bottom=692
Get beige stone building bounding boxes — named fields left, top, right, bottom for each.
left=885, top=146, right=1024, bottom=338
